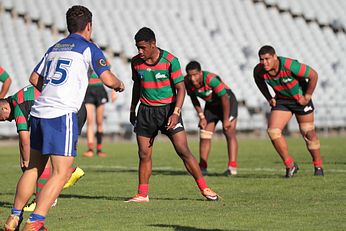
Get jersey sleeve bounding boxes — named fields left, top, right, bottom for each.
left=170, top=57, right=184, bottom=84
left=282, top=57, right=311, bottom=78
left=89, top=44, right=110, bottom=77
left=13, top=105, right=29, bottom=132
left=184, top=77, right=194, bottom=96
left=131, top=61, right=140, bottom=82
left=208, top=75, right=227, bottom=97
left=0, top=66, right=10, bottom=82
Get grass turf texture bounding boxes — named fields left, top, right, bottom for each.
left=0, top=136, right=345, bottom=230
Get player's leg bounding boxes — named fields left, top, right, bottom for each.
left=223, top=118, right=238, bottom=176
left=4, top=149, right=48, bottom=231
left=296, top=112, right=324, bottom=176
left=24, top=161, right=51, bottom=212
left=268, top=110, right=298, bottom=177
left=169, top=131, right=218, bottom=201
left=83, top=103, right=95, bottom=157
left=33, top=155, right=74, bottom=216
left=95, top=104, right=106, bottom=157
left=199, top=122, right=216, bottom=176
left=125, top=135, right=153, bottom=202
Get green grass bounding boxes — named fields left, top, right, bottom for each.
left=0, top=136, right=345, bottom=230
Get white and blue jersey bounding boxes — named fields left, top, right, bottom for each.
left=31, top=33, right=109, bottom=118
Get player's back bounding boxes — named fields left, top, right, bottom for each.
left=31, top=34, right=101, bottom=119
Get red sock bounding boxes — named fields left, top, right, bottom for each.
left=196, top=177, right=208, bottom=191
left=138, top=184, right=149, bottom=197
left=313, top=160, right=323, bottom=167
left=36, top=167, right=51, bottom=198
left=97, top=144, right=102, bottom=152
left=284, top=157, right=294, bottom=168
left=71, top=163, right=77, bottom=173
left=228, top=161, right=237, bottom=168
left=87, top=143, right=94, bottom=151
left=199, top=161, right=207, bottom=169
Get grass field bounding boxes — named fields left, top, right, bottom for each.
left=0, top=136, right=345, bottom=230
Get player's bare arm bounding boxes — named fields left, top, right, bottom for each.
left=0, top=77, right=12, bottom=98
left=100, top=70, right=125, bottom=92
left=220, top=94, right=231, bottom=130
left=29, top=72, right=44, bottom=92
left=18, top=131, right=30, bottom=169
left=298, top=67, right=318, bottom=106
left=130, top=79, right=141, bottom=125
left=166, top=81, right=185, bottom=129
left=190, top=93, right=207, bottom=129
left=253, top=69, right=275, bottom=106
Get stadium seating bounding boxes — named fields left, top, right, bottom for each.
left=0, top=0, right=345, bottom=136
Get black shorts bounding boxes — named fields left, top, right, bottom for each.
left=84, top=85, right=108, bottom=107
left=134, top=103, right=185, bottom=138
left=272, top=98, right=314, bottom=115
left=204, top=90, right=238, bottom=124
left=77, top=103, right=87, bottom=135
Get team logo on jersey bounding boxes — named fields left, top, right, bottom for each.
left=155, top=73, right=167, bottom=79
left=282, top=77, right=293, bottom=83
left=97, top=59, right=107, bottom=68
left=204, top=90, right=213, bottom=96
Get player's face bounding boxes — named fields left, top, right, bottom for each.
left=0, top=106, right=10, bottom=121
left=260, top=53, right=277, bottom=71
left=187, top=69, right=203, bottom=88
left=136, top=40, right=155, bottom=61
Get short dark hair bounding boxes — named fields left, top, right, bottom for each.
left=186, top=61, right=201, bottom=73
left=258, top=45, right=276, bottom=56
left=135, top=27, right=156, bottom=43
left=66, top=5, right=92, bottom=34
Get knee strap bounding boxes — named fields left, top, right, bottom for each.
left=299, top=122, right=320, bottom=150
left=267, top=128, right=282, bottom=140
left=200, top=130, right=213, bottom=139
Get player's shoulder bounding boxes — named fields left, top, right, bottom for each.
left=131, top=54, right=143, bottom=64
left=253, top=63, right=265, bottom=76
left=161, top=49, right=178, bottom=63
left=279, top=56, right=300, bottom=70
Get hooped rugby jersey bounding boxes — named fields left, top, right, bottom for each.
left=8, top=85, right=40, bottom=132
left=185, top=71, right=230, bottom=105
left=0, top=66, right=10, bottom=83
left=31, top=33, right=110, bottom=118
left=131, top=49, right=184, bottom=106
left=254, top=56, right=311, bottom=100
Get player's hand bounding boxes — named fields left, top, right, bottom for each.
left=111, top=90, right=117, bottom=102
left=114, top=81, right=125, bottom=92
left=166, top=114, right=179, bottom=130
left=297, top=94, right=311, bottom=106
left=130, top=111, right=136, bottom=126
left=223, top=119, right=231, bottom=130
left=269, top=98, right=276, bottom=107
left=21, top=160, right=29, bottom=169
left=198, top=118, right=207, bottom=129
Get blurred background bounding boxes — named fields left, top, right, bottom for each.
left=0, top=0, right=345, bottom=138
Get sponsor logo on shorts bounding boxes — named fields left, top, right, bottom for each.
left=304, top=106, right=313, bottom=112
left=101, top=98, right=107, bottom=103
left=173, top=123, right=183, bottom=130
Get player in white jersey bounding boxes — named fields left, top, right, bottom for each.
left=4, top=5, right=125, bottom=231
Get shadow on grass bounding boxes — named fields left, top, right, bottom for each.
left=59, top=194, right=202, bottom=202
left=206, top=172, right=281, bottom=179
left=149, top=224, right=248, bottom=231
left=88, top=168, right=189, bottom=176
left=0, top=201, right=12, bottom=209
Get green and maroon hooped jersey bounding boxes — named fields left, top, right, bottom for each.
left=9, top=86, right=40, bottom=132
left=0, top=66, right=10, bottom=82
left=131, top=49, right=184, bottom=106
left=254, top=56, right=311, bottom=100
left=88, top=60, right=111, bottom=86
left=185, top=71, right=229, bottom=105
